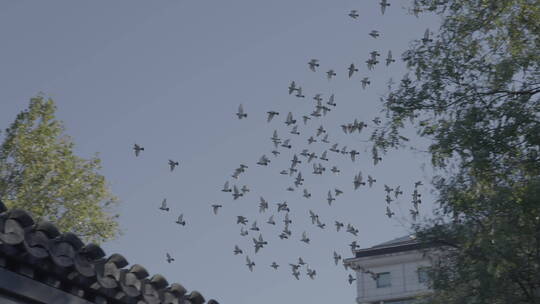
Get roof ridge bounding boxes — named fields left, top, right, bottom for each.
left=0, top=200, right=220, bottom=304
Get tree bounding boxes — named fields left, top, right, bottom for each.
left=369, top=0, right=540, bottom=303
left=0, top=95, right=120, bottom=244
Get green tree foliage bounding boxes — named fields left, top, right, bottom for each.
left=370, top=0, right=540, bottom=303
left=0, top=95, right=120, bottom=244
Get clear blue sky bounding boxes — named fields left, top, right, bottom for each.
left=0, top=1, right=439, bottom=303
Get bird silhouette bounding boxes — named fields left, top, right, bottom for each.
left=333, top=251, right=342, bottom=266
left=222, top=181, right=232, bottom=192
left=166, top=253, right=175, bottom=263
left=234, top=245, right=243, bottom=255
left=288, top=81, right=298, bottom=95
left=250, top=221, right=260, bottom=231
left=348, top=10, right=359, bottom=19
left=335, top=221, right=344, bottom=232
left=326, top=69, right=337, bottom=80
left=386, top=50, right=396, bottom=66
left=348, top=274, right=356, bottom=284
left=307, top=267, right=316, bottom=279
left=259, top=197, right=269, bottom=213
left=236, top=104, right=247, bottom=119
left=271, top=262, right=279, bottom=269
left=175, top=214, right=186, bottom=226
left=285, top=112, right=296, bottom=126
left=295, top=86, right=305, bottom=98
left=246, top=256, right=255, bottom=271
left=301, top=231, right=310, bottom=244
left=267, top=214, right=276, bottom=225
left=422, top=28, right=433, bottom=44
left=237, top=216, right=248, bottom=225
left=211, top=204, right=222, bottom=215
left=386, top=206, right=395, bottom=218
left=327, top=190, right=336, bottom=206
left=253, top=234, right=268, bottom=253
left=369, top=30, right=380, bottom=38
left=160, top=199, right=170, bottom=212
left=380, top=0, right=390, bottom=15
left=168, top=160, right=179, bottom=172
left=133, top=143, right=144, bottom=157
left=327, top=94, right=336, bottom=107
left=232, top=185, right=243, bottom=200
left=308, top=59, right=320, bottom=72
left=348, top=63, right=359, bottom=78
left=267, top=111, right=279, bottom=123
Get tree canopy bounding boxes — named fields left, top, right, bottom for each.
left=370, top=0, right=540, bottom=303
left=0, top=95, right=120, bottom=244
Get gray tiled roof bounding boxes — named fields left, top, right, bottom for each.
left=370, top=234, right=418, bottom=248
left=0, top=200, right=219, bottom=304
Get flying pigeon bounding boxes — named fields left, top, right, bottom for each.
left=309, top=210, right=319, bottom=224
left=380, top=0, right=390, bottom=15
left=422, top=28, right=433, bottom=44
left=301, top=231, right=310, bottom=244
left=232, top=185, right=243, bottom=200
left=333, top=251, right=342, bottom=266
left=327, top=191, right=335, bottom=206
left=133, top=143, right=144, bottom=157
left=211, top=204, right=222, bottom=215
left=257, top=154, right=271, bottom=166
left=285, top=112, right=296, bottom=126
left=175, top=214, right=185, bottom=226
left=253, top=234, right=268, bottom=253
left=160, top=199, right=170, bottom=212
left=166, top=253, right=175, bottom=263
left=307, top=267, right=316, bottom=279
left=369, top=30, right=380, bottom=38
left=348, top=10, right=359, bottom=19
left=267, top=214, right=276, bottom=225
left=246, top=256, right=255, bottom=271
left=236, top=104, right=247, bottom=119
left=259, top=197, right=269, bottom=213
left=327, top=94, right=336, bottom=107
left=348, top=63, right=359, bottom=78
left=222, top=181, right=232, bottom=192
left=335, top=221, right=344, bottom=232
left=291, top=125, right=300, bottom=135
left=288, top=81, right=298, bottom=95
left=361, top=77, right=371, bottom=89
left=169, top=160, right=179, bottom=172
left=295, top=86, right=305, bottom=98
left=308, top=59, right=320, bottom=72
left=237, top=216, right=248, bottom=225
left=234, top=245, right=243, bottom=255
left=267, top=111, right=279, bottom=122
left=326, top=69, right=336, bottom=80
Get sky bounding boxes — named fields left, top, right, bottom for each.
left=0, top=1, right=440, bottom=303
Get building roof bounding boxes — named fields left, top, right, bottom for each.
left=371, top=234, right=418, bottom=248
left=352, top=234, right=435, bottom=258
left=0, top=200, right=219, bottom=304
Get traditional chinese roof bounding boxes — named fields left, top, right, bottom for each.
left=0, top=200, right=219, bottom=304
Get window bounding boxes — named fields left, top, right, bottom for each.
left=376, top=272, right=391, bottom=288
left=417, top=267, right=430, bottom=283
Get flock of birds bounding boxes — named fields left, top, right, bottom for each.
left=132, top=0, right=428, bottom=286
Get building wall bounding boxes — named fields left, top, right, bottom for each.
left=351, top=250, right=433, bottom=304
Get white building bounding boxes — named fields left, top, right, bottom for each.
left=343, top=235, right=438, bottom=304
